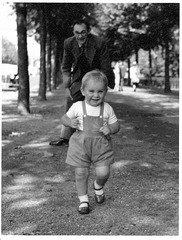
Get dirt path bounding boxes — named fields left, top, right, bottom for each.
left=1, top=85, right=179, bottom=236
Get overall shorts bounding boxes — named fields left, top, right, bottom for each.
left=65, top=101, right=114, bottom=168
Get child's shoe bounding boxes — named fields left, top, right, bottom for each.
left=93, top=182, right=105, bottom=204
left=78, top=202, right=90, bottom=214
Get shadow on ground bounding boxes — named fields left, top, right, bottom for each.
left=2, top=87, right=179, bottom=235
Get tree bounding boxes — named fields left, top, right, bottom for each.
left=38, top=3, right=47, bottom=100
left=94, top=3, right=179, bottom=92
left=46, top=4, right=52, bottom=92
left=16, top=3, right=30, bottom=115
left=146, top=3, right=179, bottom=93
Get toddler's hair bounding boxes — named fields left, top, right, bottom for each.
left=81, top=69, right=108, bottom=89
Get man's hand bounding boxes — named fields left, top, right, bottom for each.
left=65, top=88, right=73, bottom=101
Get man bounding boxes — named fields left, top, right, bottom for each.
left=50, top=19, right=115, bottom=146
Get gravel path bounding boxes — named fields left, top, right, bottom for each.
left=1, top=85, right=179, bottom=236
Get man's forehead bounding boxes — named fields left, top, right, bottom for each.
left=74, top=23, right=87, bottom=31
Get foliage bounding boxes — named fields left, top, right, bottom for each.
left=93, top=3, right=179, bottom=62
left=2, top=37, right=17, bottom=64
left=94, top=3, right=150, bottom=60
left=26, top=3, right=95, bottom=43
left=145, top=3, right=179, bottom=45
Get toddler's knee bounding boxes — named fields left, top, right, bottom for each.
left=96, top=166, right=110, bottom=179
left=75, top=168, right=89, bottom=181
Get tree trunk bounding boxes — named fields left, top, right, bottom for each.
left=38, top=4, right=47, bottom=100
left=16, top=3, right=30, bottom=115
left=46, top=31, right=52, bottom=92
left=135, top=49, right=138, bottom=64
left=127, top=58, right=131, bottom=86
left=164, top=40, right=171, bottom=93
left=52, top=40, right=58, bottom=90
left=46, top=4, right=52, bottom=92
left=149, top=48, right=152, bottom=80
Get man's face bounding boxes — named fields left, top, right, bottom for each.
left=73, top=23, right=88, bottom=46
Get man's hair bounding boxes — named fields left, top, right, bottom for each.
left=73, top=19, right=90, bottom=31
left=81, top=69, right=108, bottom=90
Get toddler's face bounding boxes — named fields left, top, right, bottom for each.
left=81, top=79, right=107, bottom=107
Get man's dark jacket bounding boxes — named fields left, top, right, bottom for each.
left=61, top=33, right=115, bottom=98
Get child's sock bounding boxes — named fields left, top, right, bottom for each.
left=94, top=180, right=104, bottom=196
left=78, top=195, right=89, bottom=208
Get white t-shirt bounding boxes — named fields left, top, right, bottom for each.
left=66, top=101, right=118, bottom=131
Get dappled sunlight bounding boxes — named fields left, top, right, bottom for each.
left=2, top=114, right=22, bottom=122
left=143, top=104, right=161, bottom=110
left=13, top=174, right=38, bottom=184
left=10, top=198, right=47, bottom=209
left=22, top=141, right=50, bottom=149
left=2, top=139, right=12, bottom=147
left=112, top=160, right=154, bottom=170
left=6, top=184, right=34, bottom=192
left=112, top=160, right=134, bottom=169
left=2, top=100, right=17, bottom=105
left=131, top=215, right=161, bottom=226
left=2, top=79, right=178, bottom=235
left=4, top=174, right=39, bottom=196
left=2, top=170, right=15, bottom=177
left=107, top=89, right=179, bottom=113
left=125, top=126, right=134, bottom=130
left=3, top=223, right=37, bottom=235
left=44, top=174, right=66, bottom=183
left=3, top=173, right=48, bottom=211
left=160, top=102, right=179, bottom=109
left=3, top=191, right=26, bottom=201
left=9, top=131, right=25, bottom=137
left=2, top=113, right=43, bottom=123
left=139, top=162, right=153, bottom=168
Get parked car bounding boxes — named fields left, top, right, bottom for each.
left=1, top=64, right=19, bottom=90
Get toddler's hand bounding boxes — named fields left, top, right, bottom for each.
left=70, top=118, right=79, bottom=129
left=100, top=126, right=111, bottom=136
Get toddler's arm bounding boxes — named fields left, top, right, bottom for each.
left=100, top=121, right=120, bottom=136
left=61, top=114, right=79, bottom=129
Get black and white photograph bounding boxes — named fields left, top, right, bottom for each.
left=1, top=0, right=180, bottom=237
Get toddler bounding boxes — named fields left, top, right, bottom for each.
left=61, top=69, right=120, bottom=214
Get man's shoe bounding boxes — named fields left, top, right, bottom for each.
left=49, top=138, right=69, bottom=146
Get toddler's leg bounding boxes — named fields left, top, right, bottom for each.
left=94, top=166, right=110, bottom=204
left=95, top=165, right=110, bottom=187
left=75, top=167, right=90, bottom=214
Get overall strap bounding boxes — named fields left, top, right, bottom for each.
left=82, top=101, right=104, bottom=119
left=99, top=102, right=104, bottom=118
left=82, top=101, right=87, bottom=117
left=99, top=102, right=104, bottom=125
